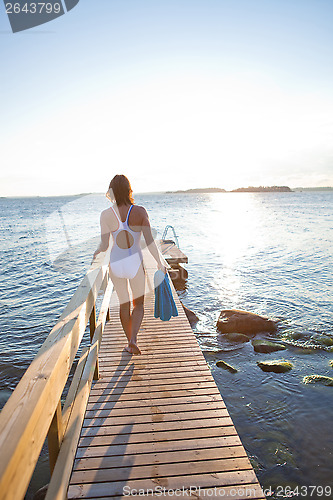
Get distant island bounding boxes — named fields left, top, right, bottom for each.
left=231, top=185, right=292, bottom=193
left=167, top=186, right=292, bottom=194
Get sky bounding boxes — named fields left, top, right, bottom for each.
left=1, top=0, right=333, bottom=196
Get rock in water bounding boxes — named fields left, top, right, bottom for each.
left=314, top=335, right=333, bottom=347
left=252, top=339, right=286, bottom=353
left=33, top=485, right=48, bottom=500
left=217, top=309, right=277, bottom=335
left=216, top=360, right=238, bottom=373
left=181, top=303, right=199, bottom=327
left=224, top=332, right=250, bottom=343
left=303, top=375, right=333, bottom=386
left=257, top=360, right=293, bottom=373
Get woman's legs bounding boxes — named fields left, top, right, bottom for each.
left=128, top=295, right=144, bottom=354
left=109, top=264, right=145, bottom=354
left=119, top=301, right=131, bottom=344
left=109, top=269, right=132, bottom=348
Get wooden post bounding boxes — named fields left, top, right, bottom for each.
left=89, top=306, right=99, bottom=380
left=47, top=400, right=63, bottom=474
left=106, top=269, right=111, bottom=322
left=93, top=356, right=100, bottom=381
left=89, top=305, right=96, bottom=342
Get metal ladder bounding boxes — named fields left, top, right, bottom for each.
left=162, top=225, right=180, bottom=248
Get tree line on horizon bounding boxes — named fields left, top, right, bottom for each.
left=172, top=186, right=292, bottom=193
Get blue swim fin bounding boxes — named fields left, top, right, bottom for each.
left=154, top=271, right=178, bottom=321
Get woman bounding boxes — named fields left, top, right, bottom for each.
left=93, top=175, right=166, bottom=355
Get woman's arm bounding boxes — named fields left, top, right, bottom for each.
left=141, top=208, right=167, bottom=273
left=92, top=212, right=110, bottom=261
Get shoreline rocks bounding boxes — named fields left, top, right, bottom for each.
left=217, top=309, right=277, bottom=335
left=224, top=332, right=250, bottom=343
left=257, top=360, right=293, bottom=373
left=181, top=303, right=199, bottom=327
left=33, top=485, right=48, bottom=500
left=252, top=339, right=286, bottom=353
left=303, top=375, right=333, bottom=386
left=216, top=360, right=238, bottom=373
left=313, top=335, right=333, bottom=348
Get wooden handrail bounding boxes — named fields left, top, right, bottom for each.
left=45, top=278, right=114, bottom=500
left=0, top=252, right=111, bottom=500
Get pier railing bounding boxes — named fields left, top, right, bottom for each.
left=0, top=252, right=113, bottom=500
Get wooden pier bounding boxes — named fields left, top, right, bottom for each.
left=0, top=243, right=266, bottom=500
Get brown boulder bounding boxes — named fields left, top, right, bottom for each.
left=217, top=309, right=276, bottom=335
left=181, top=303, right=199, bottom=327
left=257, top=360, right=293, bottom=373
left=216, top=360, right=238, bottom=373
left=33, top=485, right=48, bottom=500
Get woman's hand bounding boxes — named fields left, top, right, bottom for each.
left=158, top=263, right=167, bottom=274
left=92, top=249, right=100, bottom=263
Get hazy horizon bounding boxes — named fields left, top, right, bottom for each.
left=1, top=185, right=333, bottom=199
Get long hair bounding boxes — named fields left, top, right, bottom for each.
left=108, top=175, right=134, bottom=206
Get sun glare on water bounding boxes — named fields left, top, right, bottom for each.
left=207, top=193, right=264, bottom=302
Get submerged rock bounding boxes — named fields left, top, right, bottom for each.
left=33, top=485, right=48, bottom=500
left=249, top=455, right=265, bottom=472
left=217, top=309, right=277, bottom=335
left=303, top=375, right=333, bottom=386
left=224, top=332, right=250, bottom=343
left=292, top=347, right=315, bottom=355
left=314, top=335, right=333, bottom=348
left=281, top=331, right=305, bottom=342
left=216, top=360, right=238, bottom=373
left=181, top=303, right=199, bottom=327
left=252, top=339, right=286, bottom=353
left=257, top=360, right=293, bottom=373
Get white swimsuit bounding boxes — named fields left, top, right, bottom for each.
left=109, top=205, right=143, bottom=279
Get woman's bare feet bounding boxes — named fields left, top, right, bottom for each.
left=124, top=345, right=133, bottom=354
left=129, top=342, right=141, bottom=355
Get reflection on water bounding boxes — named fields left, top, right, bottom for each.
left=208, top=192, right=262, bottom=265
left=214, top=265, right=241, bottom=305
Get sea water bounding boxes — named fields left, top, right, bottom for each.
left=0, top=191, right=332, bottom=498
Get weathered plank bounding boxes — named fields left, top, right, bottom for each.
left=71, top=456, right=253, bottom=484
left=87, top=368, right=212, bottom=383
left=78, top=418, right=234, bottom=446
left=71, top=482, right=265, bottom=500
left=73, top=445, right=247, bottom=470
left=85, top=400, right=226, bottom=416
left=75, top=434, right=243, bottom=459
left=159, top=240, right=188, bottom=264
left=86, top=393, right=223, bottom=408
left=82, top=408, right=229, bottom=426
left=68, top=470, right=260, bottom=498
